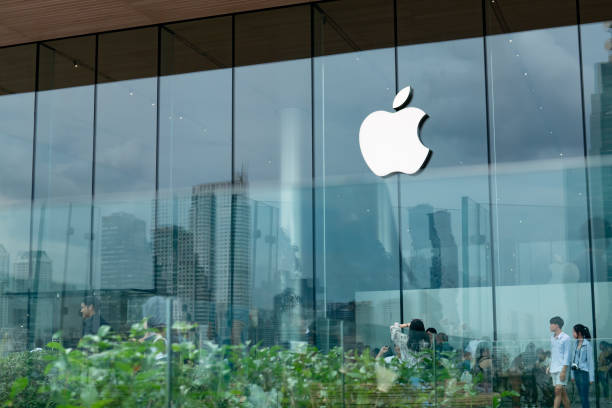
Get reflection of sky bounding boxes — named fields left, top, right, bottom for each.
left=487, top=26, right=584, bottom=162
left=159, top=69, right=232, bottom=189
left=34, top=86, right=94, bottom=200
left=95, top=77, right=157, bottom=196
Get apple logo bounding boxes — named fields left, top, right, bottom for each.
left=359, top=86, right=431, bottom=177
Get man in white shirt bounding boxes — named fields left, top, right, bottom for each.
left=547, top=316, right=571, bottom=408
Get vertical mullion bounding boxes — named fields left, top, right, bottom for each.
left=26, top=42, right=41, bottom=349
left=89, top=34, right=99, bottom=294
left=310, top=3, right=318, bottom=345
left=229, top=13, right=236, bottom=343
left=575, top=7, right=599, bottom=408
left=393, top=0, right=405, bottom=327
left=481, top=0, right=498, bottom=342
left=154, top=25, right=162, bottom=295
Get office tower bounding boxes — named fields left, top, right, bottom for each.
left=100, top=212, right=153, bottom=291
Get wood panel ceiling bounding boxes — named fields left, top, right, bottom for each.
left=0, top=0, right=314, bottom=48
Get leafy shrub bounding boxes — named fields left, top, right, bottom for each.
left=0, top=323, right=512, bottom=407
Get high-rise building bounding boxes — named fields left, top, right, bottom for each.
left=152, top=175, right=251, bottom=343
left=100, top=212, right=153, bottom=291
left=190, top=175, right=251, bottom=343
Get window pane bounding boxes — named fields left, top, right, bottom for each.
left=0, top=45, right=35, bottom=352
left=156, top=17, right=232, bottom=340
left=314, top=0, right=399, bottom=352
left=486, top=15, right=593, bottom=339
left=31, top=36, right=96, bottom=347
left=93, top=28, right=158, bottom=334
left=397, top=0, right=493, bottom=344
left=581, top=21, right=612, bottom=340
left=234, top=6, right=313, bottom=346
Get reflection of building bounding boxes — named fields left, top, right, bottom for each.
left=191, top=175, right=251, bottom=343
left=589, top=40, right=612, bottom=282
left=0, top=245, right=9, bottom=327
left=407, top=205, right=458, bottom=289
left=11, top=251, right=53, bottom=292
left=153, top=175, right=251, bottom=344
left=100, top=212, right=153, bottom=290
left=0, top=245, right=8, bottom=282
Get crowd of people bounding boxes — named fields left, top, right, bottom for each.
left=373, top=316, right=612, bottom=408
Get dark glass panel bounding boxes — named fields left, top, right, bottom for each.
left=314, top=0, right=394, bottom=56
left=234, top=6, right=313, bottom=346
left=97, top=27, right=158, bottom=83
left=485, top=0, right=576, bottom=35
left=38, top=36, right=96, bottom=91
left=0, top=45, right=36, bottom=95
left=0, top=44, right=35, bottom=352
left=235, top=6, right=310, bottom=66
left=155, top=17, right=232, bottom=340
left=313, top=2, right=400, bottom=352
left=92, top=28, right=158, bottom=334
left=161, top=17, right=232, bottom=75
left=397, top=0, right=482, bottom=45
left=397, top=0, right=493, bottom=343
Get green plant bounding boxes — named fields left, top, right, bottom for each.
left=0, top=324, right=499, bottom=408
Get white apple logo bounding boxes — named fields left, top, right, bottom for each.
left=359, top=86, right=430, bottom=177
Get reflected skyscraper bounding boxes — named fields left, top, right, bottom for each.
left=0, top=245, right=9, bottom=327
left=589, top=27, right=612, bottom=282
left=191, top=174, right=251, bottom=343
left=154, top=175, right=251, bottom=343
left=100, top=212, right=153, bottom=291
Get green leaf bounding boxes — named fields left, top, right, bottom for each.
left=97, top=325, right=111, bottom=338
left=9, top=377, right=28, bottom=399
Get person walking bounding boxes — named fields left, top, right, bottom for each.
left=571, top=324, right=594, bottom=408
left=547, top=316, right=571, bottom=408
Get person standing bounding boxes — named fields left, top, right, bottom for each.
left=571, top=324, right=594, bottom=408
left=547, top=316, right=571, bottom=408
left=80, top=295, right=108, bottom=336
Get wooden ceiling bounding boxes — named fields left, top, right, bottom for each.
left=0, top=0, right=314, bottom=48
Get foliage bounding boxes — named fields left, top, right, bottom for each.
left=0, top=324, right=507, bottom=407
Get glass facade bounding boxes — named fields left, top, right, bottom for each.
left=1, top=0, right=612, bottom=406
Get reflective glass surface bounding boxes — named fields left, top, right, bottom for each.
left=0, top=45, right=35, bottom=353
left=314, top=0, right=400, bottom=352
left=0, top=1, right=611, bottom=406
left=235, top=6, right=313, bottom=347
left=582, top=21, right=612, bottom=343
left=397, top=0, right=493, bottom=343
left=92, top=28, right=158, bottom=333
left=31, top=36, right=96, bottom=347
left=486, top=20, right=594, bottom=340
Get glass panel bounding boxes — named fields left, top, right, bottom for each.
left=31, top=36, right=95, bottom=348
left=313, top=0, right=400, bottom=357
left=581, top=20, right=612, bottom=401
left=234, top=6, right=313, bottom=347
left=397, top=0, right=494, bottom=353
left=0, top=45, right=35, bottom=352
left=156, top=17, right=232, bottom=341
left=486, top=6, right=593, bottom=343
left=93, top=28, right=158, bottom=334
